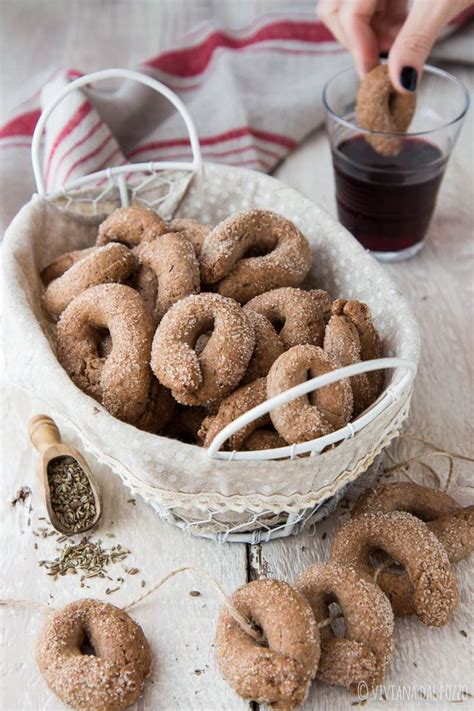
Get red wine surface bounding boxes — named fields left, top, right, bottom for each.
left=332, top=136, right=446, bottom=252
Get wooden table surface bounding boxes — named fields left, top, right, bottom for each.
left=1, top=3, right=473, bottom=710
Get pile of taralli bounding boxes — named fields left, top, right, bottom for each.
left=41, top=204, right=385, bottom=450
left=35, top=482, right=473, bottom=710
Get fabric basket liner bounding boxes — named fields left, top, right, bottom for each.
left=2, top=162, right=420, bottom=514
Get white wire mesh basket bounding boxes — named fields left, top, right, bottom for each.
left=3, top=69, right=420, bottom=543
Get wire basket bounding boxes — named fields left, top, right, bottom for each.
left=3, top=69, right=420, bottom=543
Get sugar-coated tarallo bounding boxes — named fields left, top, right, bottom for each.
left=36, top=598, right=151, bottom=711
left=199, top=209, right=312, bottom=303
left=296, top=561, right=394, bottom=692
left=41, top=246, right=97, bottom=286
left=245, top=287, right=326, bottom=349
left=151, top=293, right=255, bottom=407
left=199, top=377, right=276, bottom=450
left=352, top=483, right=474, bottom=617
left=356, top=64, right=416, bottom=156
left=324, top=298, right=384, bottom=415
left=215, top=579, right=320, bottom=710
left=267, top=345, right=353, bottom=444
left=133, top=232, right=200, bottom=321
left=97, top=203, right=168, bottom=247
left=330, top=510, right=459, bottom=627
left=42, top=243, right=137, bottom=322
left=241, top=310, right=285, bottom=384
left=56, top=283, right=155, bottom=425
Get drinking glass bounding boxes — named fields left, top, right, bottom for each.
left=323, top=64, right=469, bottom=261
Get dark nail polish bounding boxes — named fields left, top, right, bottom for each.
left=379, top=51, right=389, bottom=59
left=400, top=66, right=418, bottom=91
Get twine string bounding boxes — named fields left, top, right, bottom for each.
left=1, top=567, right=341, bottom=641
left=0, top=599, right=53, bottom=611
left=123, top=566, right=264, bottom=643
left=318, top=613, right=343, bottom=629
left=385, top=434, right=474, bottom=493
left=373, top=560, right=392, bottom=584
left=3, top=434, right=470, bottom=637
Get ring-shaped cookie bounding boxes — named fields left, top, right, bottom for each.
left=375, top=507, right=474, bottom=617
left=167, top=217, right=210, bottom=256
left=97, top=204, right=168, bottom=247
left=356, top=64, right=416, bottom=156
left=242, top=310, right=285, bottom=384
left=41, top=247, right=97, bottom=286
left=308, top=289, right=332, bottom=323
left=330, top=511, right=458, bottom=626
left=324, top=299, right=383, bottom=415
left=151, top=293, right=255, bottom=406
left=42, top=243, right=137, bottom=321
left=36, top=598, right=151, bottom=711
left=215, top=579, right=320, bottom=710
left=199, top=209, right=312, bottom=303
left=352, top=483, right=474, bottom=617
left=296, top=561, right=393, bottom=692
left=245, top=288, right=325, bottom=349
left=199, top=378, right=278, bottom=451
left=352, top=482, right=462, bottom=520
left=133, top=233, right=200, bottom=321
left=57, top=283, right=155, bottom=425
left=267, top=344, right=353, bottom=444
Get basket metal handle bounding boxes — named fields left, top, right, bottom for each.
left=31, top=68, right=202, bottom=196
left=206, top=357, right=417, bottom=461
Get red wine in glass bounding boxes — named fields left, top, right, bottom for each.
left=332, top=136, right=447, bottom=254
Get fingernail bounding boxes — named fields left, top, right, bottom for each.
left=379, top=51, right=389, bottom=59
left=400, top=66, right=417, bottom=91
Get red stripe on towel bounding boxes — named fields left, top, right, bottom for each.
left=129, top=126, right=295, bottom=159
left=144, top=20, right=335, bottom=77
left=44, top=100, right=92, bottom=182
left=62, top=133, right=114, bottom=183
left=0, top=109, right=41, bottom=139
left=49, top=118, right=104, bottom=186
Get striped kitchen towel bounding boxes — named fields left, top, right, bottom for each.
left=1, top=9, right=473, bottom=228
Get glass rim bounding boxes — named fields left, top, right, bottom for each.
left=322, top=63, right=470, bottom=138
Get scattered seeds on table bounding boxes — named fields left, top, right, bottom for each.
left=10, top=487, right=32, bottom=507
left=37, top=536, right=131, bottom=581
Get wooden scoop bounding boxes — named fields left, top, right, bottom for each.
left=28, top=414, right=102, bottom=535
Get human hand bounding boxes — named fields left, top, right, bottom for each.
left=317, top=0, right=474, bottom=92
